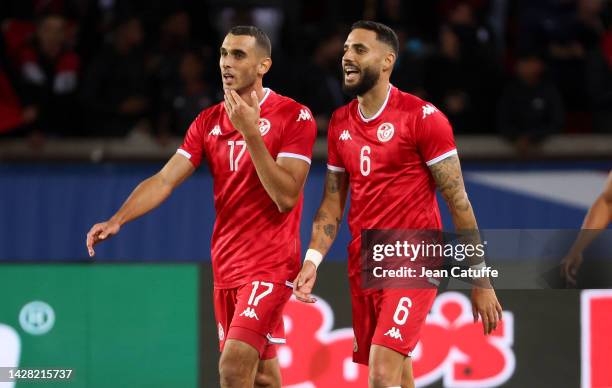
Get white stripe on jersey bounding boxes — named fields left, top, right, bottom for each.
left=277, top=152, right=311, bottom=164
left=176, top=148, right=192, bottom=159
left=426, top=149, right=458, bottom=166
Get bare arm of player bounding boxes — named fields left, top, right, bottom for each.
left=224, top=89, right=309, bottom=212
left=293, top=170, right=349, bottom=303
left=429, top=155, right=503, bottom=335
left=85, top=154, right=194, bottom=257
left=561, top=171, right=612, bottom=286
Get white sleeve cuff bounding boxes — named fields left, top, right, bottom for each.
left=426, top=149, right=457, bottom=166
left=277, top=152, right=311, bottom=164
left=327, top=164, right=346, bottom=172
left=176, top=148, right=192, bottom=159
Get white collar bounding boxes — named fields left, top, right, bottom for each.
left=259, top=88, right=271, bottom=107
left=358, top=84, right=392, bottom=123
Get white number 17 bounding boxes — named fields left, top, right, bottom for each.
left=248, top=281, right=274, bottom=306
left=228, top=140, right=247, bottom=171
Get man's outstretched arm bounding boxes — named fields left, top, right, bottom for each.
left=429, top=155, right=503, bottom=335
left=561, top=171, right=612, bottom=285
left=293, top=170, right=349, bottom=303
left=86, top=154, right=194, bottom=256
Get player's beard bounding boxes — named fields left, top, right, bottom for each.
left=342, top=65, right=380, bottom=97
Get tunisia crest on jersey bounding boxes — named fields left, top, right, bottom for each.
left=377, top=122, right=394, bottom=142
left=259, top=118, right=271, bottom=136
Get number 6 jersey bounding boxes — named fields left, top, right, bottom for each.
left=178, top=88, right=317, bottom=288
left=326, top=85, right=457, bottom=295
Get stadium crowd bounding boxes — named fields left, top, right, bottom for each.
left=0, top=0, right=610, bottom=149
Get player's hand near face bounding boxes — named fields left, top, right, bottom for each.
left=293, top=261, right=318, bottom=303
left=86, top=220, right=121, bottom=257
left=471, top=287, right=503, bottom=335
left=224, top=89, right=261, bottom=139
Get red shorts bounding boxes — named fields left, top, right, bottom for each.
left=214, top=280, right=293, bottom=360
left=352, top=288, right=437, bottom=365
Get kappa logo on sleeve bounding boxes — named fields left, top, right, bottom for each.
left=297, top=109, right=312, bottom=122
left=209, top=125, right=222, bottom=136
left=422, top=104, right=438, bottom=119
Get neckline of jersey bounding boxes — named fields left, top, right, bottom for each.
left=259, top=88, right=271, bottom=107
left=357, top=84, right=393, bottom=123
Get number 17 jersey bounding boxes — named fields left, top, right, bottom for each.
left=326, top=85, right=457, bottom=295
left=178, top=89, right=317, bottom=289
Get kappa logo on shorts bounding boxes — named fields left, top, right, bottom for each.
left=384, top=326, right=403, bottom=341
left=218, top=323, right=224, bottom=341
left=239, top=307, right=259, bottom=320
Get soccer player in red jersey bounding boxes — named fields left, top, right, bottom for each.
left=293, top=21, right=502, bottom=388
left=86, top=26, right=316, bottom=388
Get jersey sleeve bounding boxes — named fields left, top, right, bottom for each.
left=415, top=104, right=457, bottom=166
left=326, top=111, right=345, bottom=172
left=177, top=111, right=206, bottom=168
left=277, top=105, right=317, bottom=164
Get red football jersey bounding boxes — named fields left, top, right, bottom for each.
left=178, top=89, right=317, bottom=288
left=327, top=85, right=457, bottom=295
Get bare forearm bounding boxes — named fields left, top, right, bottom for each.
left=244, top=132, right=302, bottom=211
left=309, top=171, right=348, bottom=255
left=448, top=195, right=479, bottom=230
left=110, top=174, right=173, bottom=226
left=430, top=156, right=478, bottom=230
left=569, top=196, right=612, bottom=254
left=309, top=203, right=342, bottom=255
left=582, top=195, right=612, bottom=229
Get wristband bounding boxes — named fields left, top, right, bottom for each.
left=304, top=249, right=323, bottom=269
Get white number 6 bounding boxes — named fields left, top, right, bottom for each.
left=360, top=146, right=371, bottom=176
left=393, top=297, right=412, bottom=325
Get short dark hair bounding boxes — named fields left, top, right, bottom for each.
left=350, top=21, right=399, bottom=56
left=228, top=25, right=271, bottom=57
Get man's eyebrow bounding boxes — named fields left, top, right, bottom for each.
left=344, top=42, right=369, bottom=50
left=220, top=47, right=248, bottom=56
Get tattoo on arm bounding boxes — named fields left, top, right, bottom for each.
left=314, top=210, right=328, bottom=223
left=326, top=171, right=341, bottom=193
left=323, top=224, right=336, bottom=238
left=429, top=155, right=470, bottom=212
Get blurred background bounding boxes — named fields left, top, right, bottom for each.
left=0, top=0, right=611, bottom=387
left=0, top=0, right=611, bottom=156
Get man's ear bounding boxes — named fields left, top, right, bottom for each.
left=382, top=51, right=396, bottom=73
left=259, top=57, right=272, bottom=76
